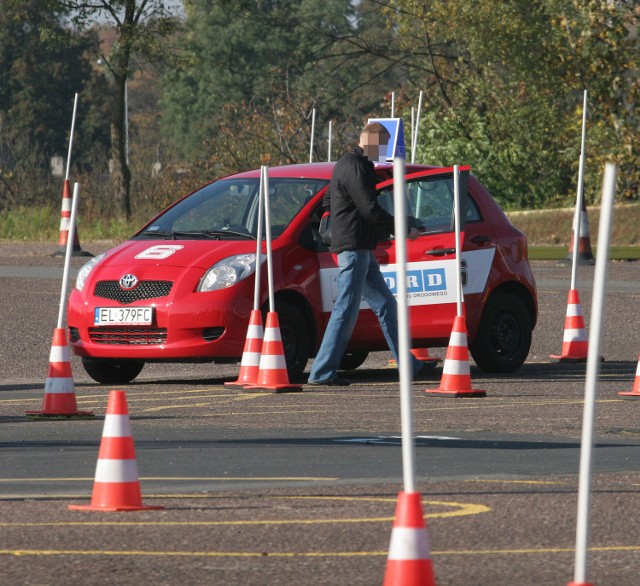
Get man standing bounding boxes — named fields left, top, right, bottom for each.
left=308, top=122, right=425, bottom=386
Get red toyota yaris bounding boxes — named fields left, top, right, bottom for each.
left=67, top=162, right=537, bottom=384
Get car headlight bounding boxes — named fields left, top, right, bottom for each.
left=198, top=253, right=263, bottom=292
left=75, top=253, right=106, bottom=291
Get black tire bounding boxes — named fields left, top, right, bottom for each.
left=82, top=357, right=145, bottom=385
left=339, top=351, right=369, bottom=371
left=271, top=300, right=311, bottom=381
left=469, top=291, right=532, bottom=373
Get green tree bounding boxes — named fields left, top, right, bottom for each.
left=161, top=0, right=401, bottom=164
left=23, top=0, right=183, bottom=218
left=0, top=1, right=100, bottom=161
left=384, top=0, right=639, bottom=207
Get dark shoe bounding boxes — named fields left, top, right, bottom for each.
left=413, top=362, right=439, bottom=381
left=307, top=376, right=351, bottom=387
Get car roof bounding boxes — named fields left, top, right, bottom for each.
left=224, top=162, right=440, bottom=181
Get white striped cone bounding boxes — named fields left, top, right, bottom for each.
left=383, top=491, right=436, bottom=586
left=550, top=289, right=589, bottom=362
left=243, top=312, right=302, bottom=393
left=225, top=309, right=264, bottom=386
left=53, top=179, right=91, bottom=257
left=619, top=354, right=640, bottom=398
left=26, top=327, right=94, bottom=418
left=425, top=316, right=486, bottom=397
left=69, top=390, right=163, bottom=511
left=566, top=201, right=595, bottom=263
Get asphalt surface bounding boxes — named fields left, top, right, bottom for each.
left=2, top=241, right=640, bottom=585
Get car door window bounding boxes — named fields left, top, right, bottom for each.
left=377, top=175, right=480, bottom=238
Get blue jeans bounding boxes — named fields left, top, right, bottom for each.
left=308, top=249, right=422, bottom=383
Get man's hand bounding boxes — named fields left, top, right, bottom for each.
left=408, top=227, right=421, bottom=241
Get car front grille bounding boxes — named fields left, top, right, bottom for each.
left=88, top=327, right=168, bottom=345
left=69, top=327, right=80, bottom=342
left=93, top=280, right=173, bottom=304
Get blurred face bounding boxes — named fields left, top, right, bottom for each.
left=360, top=132, right=389, bottom=162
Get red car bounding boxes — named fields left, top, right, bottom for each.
left=67, top=162, right=537, bottom=384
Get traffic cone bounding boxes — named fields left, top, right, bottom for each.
left=52, top=179, right=92, bottom=257
left=383, top=491, right=436, bottom=586
left=618, top=355, right=640, bottom=399
left=69, top=390, right=163, bottom=512
left=425, top=315, right=486, bottom=398
left=26, top=327, right=94, bottom=419
left=225, top=309, right=264, bottom=387
left=567, top=582, right=593, bottom=586
left=550, top=289, right=588, bottom=362
left=566, top=197, right=595, bottom=264
left=243, top=311, right=302, bottom=393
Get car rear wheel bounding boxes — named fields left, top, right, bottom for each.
left=272, top=300, right=311, bottom=381
left=82, top=357, right=145, bottom=385
left=469, top=291, right=532, bottom=373
left=339, top=351, right=369, bottom=371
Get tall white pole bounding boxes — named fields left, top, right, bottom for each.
left=327, top=120, right=332, bottom=163
left=571, top=90, right=588, bottom=290
left=309, top=108, right=316, bottom=164
left=262, top=166, right=275, bottom=312
left=57, top=183, right=80, bottom=329
left=453, top=165, right=464, bottom=317
left=410, top=107, right=415, bottom=163
left=571, top=162, right=617, bottom=585
left=253, top=168, right=265, bottom=310
left=392, top=156, right=416, bottom=494
left=391, top=92, right=395, bottom=118
left=411, top=90, right=423, bottom=165
left=64, top=93, right=79, bottom=181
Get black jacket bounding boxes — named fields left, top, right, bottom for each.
left=324, top=146, right=419, bottom=253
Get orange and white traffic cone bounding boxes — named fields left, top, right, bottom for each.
left=225, top=309, right=264, bottom=387
left=52, top=179, right=92, bottom=257
left=566, top=197, right=595, bottom=264
left=243, top=311, right=302, bottom=393
left=425, top=315, right=486, bottom=398
left=69, top=390, right=163, bottom=512
left=550, top=289, right=589, bottom=362
left=383, top=491, right=436, bottom=586
left=26, top=327, right=94, bottom=419
left=618, top=355, right=640, bottom=399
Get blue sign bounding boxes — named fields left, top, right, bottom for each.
left=367, top=117, right=406, bottom=161
left=383, top=268, right=447, bottom=294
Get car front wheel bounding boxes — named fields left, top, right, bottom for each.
left=469, top=291, right=532, bottom=373
left=81, top=357, right=145, bottom=384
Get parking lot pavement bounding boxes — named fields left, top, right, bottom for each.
left=2, top=244, right=640, bottom=584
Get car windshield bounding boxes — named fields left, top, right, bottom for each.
left=135, top=177, right=328, bottom=240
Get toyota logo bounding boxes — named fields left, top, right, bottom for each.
left=119, top=274, right=139, bottom=290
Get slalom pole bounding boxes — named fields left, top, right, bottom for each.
left=57, top=183, right=80, bottom=329
left=327, top=120, right=332, bottom=163
left=391, top=91, right=395, bottom=118
left=453, top=165, right=464, bottom=317
left=571, top=90, right=589, bottom=289
left=65, top=93, right=79, bottom=181
left=392, top=156, right=416, bottom=492
left=309, top=108, right=316, bottom=164
left=411, top=90, right=423, bottom=164
left=410, top=107, right=415, bottom=163
left=253, top=167, right=265, bottom=311
left=570, top=163, right=617, bottom=586
left=262, top=166, right=275, bottom=312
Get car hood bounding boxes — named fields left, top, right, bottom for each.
left=101, top=239, right=257, bottom=270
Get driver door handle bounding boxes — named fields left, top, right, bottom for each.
left=425, top=248, right=455, bottom=257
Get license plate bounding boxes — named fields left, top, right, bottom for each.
left=94, top=306, right=153, bottom=326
